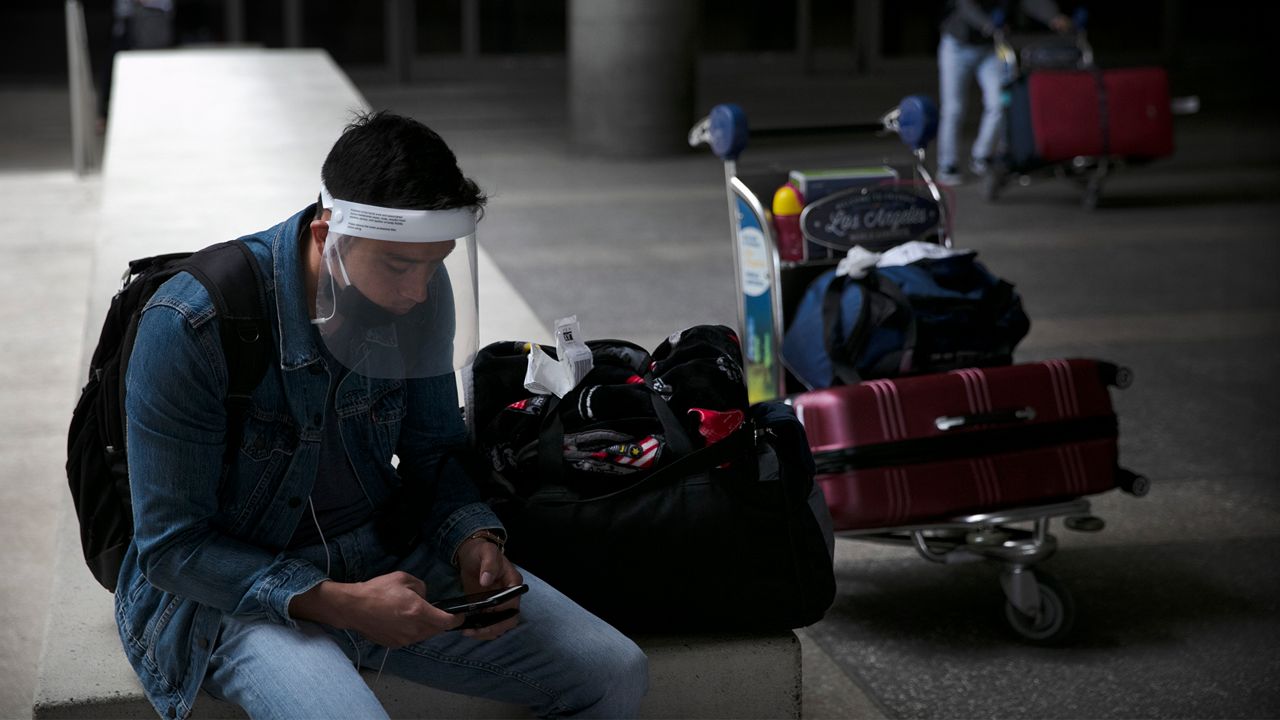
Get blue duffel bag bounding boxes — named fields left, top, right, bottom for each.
left=781, top=251, right=1031, bottom=389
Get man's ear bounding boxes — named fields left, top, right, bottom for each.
left=309, top=210, right=330, bottom=253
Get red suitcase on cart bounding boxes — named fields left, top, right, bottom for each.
left=1027, top=66, right=1173, bottom=163
left=1102, top=67, right=1175, bottom=159
left=1026, top=71, right=1104, bottom=162
left=793, top=358, right=1130, bottom=530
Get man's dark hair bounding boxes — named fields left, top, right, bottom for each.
left=321, top=110, right=486, bottom=213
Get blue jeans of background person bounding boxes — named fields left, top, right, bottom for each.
left=201, top=521, right=648, bottom=719
left=937, top=34, right=1011, bottom=173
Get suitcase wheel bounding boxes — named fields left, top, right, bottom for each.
left=1113, top=365, right=1134, bottom=389
left=1002, top=569, right=1076, bottom=645
left=1117, top=468, right=1150, bottom=497
left=1098, top=362, right=1134, bottom=389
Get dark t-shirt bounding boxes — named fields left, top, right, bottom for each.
left=287, top=213, right=381, bottom=549
left=286, top=354, right=382, bottom=549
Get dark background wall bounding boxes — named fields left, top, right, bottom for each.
left=3, top=0, right=1274, bottom=109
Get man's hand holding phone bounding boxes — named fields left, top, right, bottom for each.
left=289, top=571, right=464, bottom=649
left=454, top=531, right=525, bottom=640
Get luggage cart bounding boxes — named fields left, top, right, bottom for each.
left=983, top=9, right=1200, bottom=209
left=689, top=98, right=1149, bottom=644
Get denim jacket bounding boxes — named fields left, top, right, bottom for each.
left=115, top=205, right=501, bottom=719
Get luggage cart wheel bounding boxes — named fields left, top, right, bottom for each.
left=983, top=170, right=1002, bottom=202
left=1002, top=570, right=1076, bottom=645
left=1064, top=515, right=1106, bottom=532
left=1082, top=179, right=1101, bottom=210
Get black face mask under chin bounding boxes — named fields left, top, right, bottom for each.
left=318, top=274, right=456, bottom=378
left=320, top=284, right=428, bottom=377
left=334, top=283, right=401, bottom=328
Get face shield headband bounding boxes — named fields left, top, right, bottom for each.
left=314, top=187, right=479, bottom=380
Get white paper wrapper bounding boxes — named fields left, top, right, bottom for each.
left=524, top=315, right=593, bottom=397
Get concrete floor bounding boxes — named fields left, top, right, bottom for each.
left=4, top=51, right=1280, bottom=719
left=0, top=159, right=97, bottom=719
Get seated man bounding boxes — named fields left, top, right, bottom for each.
left=117, top=110, right=648, bottom=719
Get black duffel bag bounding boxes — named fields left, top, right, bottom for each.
left=470, top=330, right=836, bottom=633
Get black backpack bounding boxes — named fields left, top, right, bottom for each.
left=66, top=240, right=270, bottom=592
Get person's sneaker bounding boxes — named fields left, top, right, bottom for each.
left=937, top=166, right=964, bottom=185
left=969, top=157, right=992, bottom=176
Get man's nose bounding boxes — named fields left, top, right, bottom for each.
left=400, top=279, right=429, bottom=304
left=399, top=268, right=433, bottom=304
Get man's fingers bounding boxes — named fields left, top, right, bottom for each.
left=434, top=607, right=466, bottom=631
left=477, top=544, right=503, bottom=587
left=410, top=602, right=464, bottom=639
left=401, top=572, right=428, bottom=598
left=500, top=564, right=524, bottom=589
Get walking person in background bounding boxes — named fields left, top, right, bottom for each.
left=936, top=0, right=1072, bottom=185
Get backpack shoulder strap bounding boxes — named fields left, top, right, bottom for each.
left=181, top=241, right=271, bottom=413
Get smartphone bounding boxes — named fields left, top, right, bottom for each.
left=432, top=584, right=528, bottom=615
left=457, top=607, right=519, bottom=630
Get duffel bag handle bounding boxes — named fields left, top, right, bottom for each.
left=535, top=389, right=697, bottom=489
left=935, top=406, right=1035, bottom=431
left=532, top=422, right=757, bottom=506
left=823, top=271, right=919, bottom=384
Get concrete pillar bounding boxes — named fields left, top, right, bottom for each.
left=65, top=0, right=100, bottom=175
left=568, top=0, right=697, bottom=157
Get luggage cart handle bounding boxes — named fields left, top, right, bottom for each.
left=690, top=97, right=938, bottom=157
left=994, top=8, right=1093, bottom=72
left=935, top=407, right=1036, bottom=431
left=688, top=104, right=749, bottom=161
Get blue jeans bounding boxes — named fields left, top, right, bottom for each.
left=201, top=522, right=648, bottom=719
left=937, top=34, right=1011, bottom=171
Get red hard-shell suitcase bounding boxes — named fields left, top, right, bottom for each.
left=1028, top=67, right=1174, bottom=163
left=793, top=359, right=1126, bottom=530
left=1028, top=71, right=1104, bottom=162
left=1103, top=67, right=1174, bottom=159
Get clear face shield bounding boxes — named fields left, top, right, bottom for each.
left=314, top=189, right=478, bottom=380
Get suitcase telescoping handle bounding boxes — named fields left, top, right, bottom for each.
left=935, top=407, right=1035, bottom=431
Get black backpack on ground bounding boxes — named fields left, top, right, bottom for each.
left=66, top=241, right=270, bottom=592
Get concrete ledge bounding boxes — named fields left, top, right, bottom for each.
left=36, top=48, right=800, bottom=720
left=36, top=503, right=799, bottom=719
